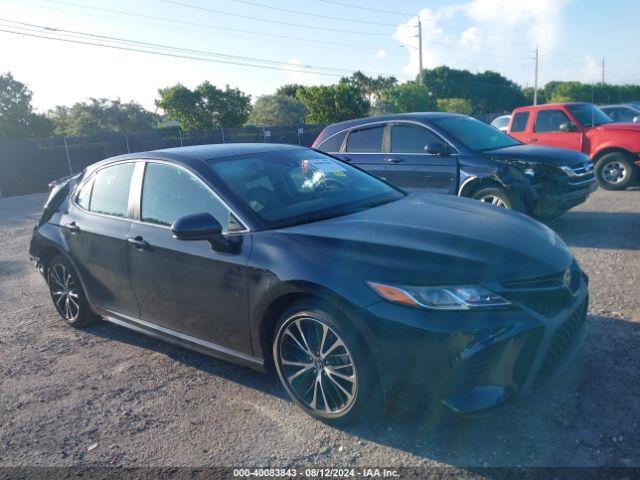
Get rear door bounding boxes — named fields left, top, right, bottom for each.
left=336, top=123, right=388, bottom=181
left=126, top=161, right=253, bottom=354
left=66, top=162, right=139, bottom=317
left=529, top=108, right=583, bottom=150
left=383, top=122, right=457, bottom=194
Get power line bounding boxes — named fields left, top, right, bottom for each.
left=158, top=0, right=392, bottom=36
left=224, top=0, right=399, bottom=27
left=28, top=0, right=394, bottom=53
left=316, top=0, right=414, bottom=16
left=0, top=22, right=378, bottom=77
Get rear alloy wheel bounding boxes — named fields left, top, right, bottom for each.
left=273, top=303, right=379, bottom=425
left=471, top=186, right=524, bottom=212
left=595, top=152, right=637, bottom=190
left=47, top=255, right=97, bottom=328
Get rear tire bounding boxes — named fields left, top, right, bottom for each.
left=595, top=152, right=637, bottom=190
left=47, top=254, right=98, bottom=328
left=272, top=301, right=382, bottom=426
left=471, top=186, right=525, bottom=212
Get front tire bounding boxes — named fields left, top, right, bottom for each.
left=471, top=186, right=525, bottom=212
left=272, top=302, right=380, bottom=425
left=595, top=152, right=637, bottom=190
left=47, top=254, right=98, bottom=328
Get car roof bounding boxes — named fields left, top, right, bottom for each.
left=514, top=102, right=591, bottom=111
left=318, top=112, right=463, bottom=136
left=87, top=143, right=306, bottom=171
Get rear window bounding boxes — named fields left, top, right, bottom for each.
left=89, top=163, right=135, bottom=218
left=345, top=126, right=384, bottom=153
left=511, top=112, right=529, bottom=132
left=318, top=131, right=347, bottom=152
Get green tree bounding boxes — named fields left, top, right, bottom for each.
left=276, top=83, right=305, bottom=98
left=436, top=98, right=473, bottom=114
left=49, top=98, right=159, bottom=136
left=374, top=82, right=435, bottom=114
left=420, top=66, right=526, bottom=113
left=340, top=71, right=397, bottom=103
left=296, top=83, right=370, bottom=124
left=156, top=81, right=251, bottom=130
left=0, top=72, right=53, bottom=140
left=246, top=95, right=306, bottom=126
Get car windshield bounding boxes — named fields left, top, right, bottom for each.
left=566, top=104, right=613, bottom=127
left=208, top=149, right=404, bottom=229
left=430, top=115, right=520, bottom=152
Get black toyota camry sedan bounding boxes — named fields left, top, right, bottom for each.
left=30, top=144, right=588, bottom=425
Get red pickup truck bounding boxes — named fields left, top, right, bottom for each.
left=507, top=102, right=640, bottom=190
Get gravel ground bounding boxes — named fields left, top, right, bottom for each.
left=0, top=188, right=639, bottom=474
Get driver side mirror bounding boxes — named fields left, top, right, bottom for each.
left=558, top=122, right=576, bottom=132
left=171, top=213, right=231, bottom=251
left=425, top=143, right=449, bottom=156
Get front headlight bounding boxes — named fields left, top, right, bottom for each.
left=367, top=281, right=511, bottom=310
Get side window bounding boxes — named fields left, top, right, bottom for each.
left=618, top=108, right=637, bottom=122
left=345, top=126, right=384, bottom=153
left=89, top=163, right=135, bottom=218
left=318, top=131, right=347, bottom=152
left=511, top=112, right=529, bottom=132
left=390, top=124, right=443, bottom=153
left=76, top=178, right=93, bottom=210
left=534, top=109, right=573, bottom=133
left=141, top=163, right=230, bottom=231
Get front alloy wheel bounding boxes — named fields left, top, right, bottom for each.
left=595, top=152, right=637, bottom=190
left=471, top=186, right=524, bottom=212
left=273, top=304, right=378, bottom=425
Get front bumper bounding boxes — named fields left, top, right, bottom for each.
left=531, top=176, right=597, bottom=217
left=362, top=265, right=589, bottom=417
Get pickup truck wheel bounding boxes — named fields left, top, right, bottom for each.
left=471, top=187, right=525, bottom=212
left=595, top=153, right=637, bottom=190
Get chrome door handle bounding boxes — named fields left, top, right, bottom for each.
left=386, top=157, right=404, bottom=163
left=127, top=236, right=150, bottom=250
left=64, top=222, right=80, bottom=233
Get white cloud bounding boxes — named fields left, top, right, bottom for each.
left=394, top=0, right=573, bottom=82
left=283, top=57, right=319, bottom=86
left=376, top=50, right=387, bottom=59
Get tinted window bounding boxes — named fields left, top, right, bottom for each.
left=346, top=126, right=384, bottom=153
left=430, top=116, right=520, bottom=152
left=141, top=163, right=230, bottom=230
left=511, top=112, right=529, bottom=132
left=614, top=108, right=637, bottom=122
left=90, top=163, right=134, bottom=218
left=390, top=124, right=442, bottom=153
left=534, top=109, right=573, bottom=132
left=318, top=131, right=347, bottom=152
left=208, top=149, right=403, bottom=229
left=76, top=178, right=92, bottom=210
left=566, top=104, right=612, bottom=127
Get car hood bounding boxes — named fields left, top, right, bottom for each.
left=278, top=193, right=573, bottom=286
left=483, top=144, right=589, bottom=168
left=593, top=122, right=640, bottom=132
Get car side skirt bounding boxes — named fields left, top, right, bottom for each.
left=95, top=306, right=265, bottom=372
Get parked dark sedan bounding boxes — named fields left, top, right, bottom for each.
left=30, top=144, right=588, bottom=424
left=312, top=113, right=597, bottom=220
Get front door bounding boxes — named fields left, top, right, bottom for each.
left=529, top=109, right=583, bottom=151
left=126, top=161, right=252, bottom=354
left=65, top=162, right=139, bottom=317
left=383, top=122, right=457, bottom=193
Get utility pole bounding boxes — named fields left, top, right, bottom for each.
left=601, top=57, right=605, bottom=84
left=417, top=16, right=423, bottom=85
left=533, top=47, right=539, bottom=105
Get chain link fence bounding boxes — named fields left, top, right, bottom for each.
left=0, top=124, right=326, bottom=198
left=0, top=114, right=501, bottom=198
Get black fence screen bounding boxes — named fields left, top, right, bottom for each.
left=0, top=124, right=325, bottom=197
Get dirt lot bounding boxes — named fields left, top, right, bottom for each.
left=1, top=188, right=639, bottom=474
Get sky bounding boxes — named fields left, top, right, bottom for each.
left=1, top=0, right=639, bottom=113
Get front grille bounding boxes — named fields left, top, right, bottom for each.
left=501, top=270, right=565, bottom=289
left=536, top=297, right=588, bottom=385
